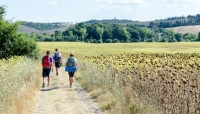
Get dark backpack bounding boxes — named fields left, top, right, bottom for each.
left=53, top=52, right=60, bottom=61
left=67, top=57, right=76, bottom=66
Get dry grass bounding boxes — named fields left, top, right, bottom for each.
left=0, top=57, right=41, bottom=114
left=166, top=25, right=200, bottom=35
left=10, top=76, right=40, bottom=114
left=76, top=61, right=161, bottom=114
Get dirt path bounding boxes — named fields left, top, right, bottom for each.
left=33, top=67, right=102, bottom=114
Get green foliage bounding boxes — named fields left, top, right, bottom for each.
left=183, top=33, right=197, bottom=41
left=28, top=20, right=200, bottom=43
left=0, top=6, right=39, bottom=59
left=149, top=14, right=200, bottom=28
left=105, top=39, right=112, bottom=43
left=85, top=19, right=134, bottom=24
left=196, top=32, right=200, bottom=41
left=112, top=38, right=119, bottom=43
left=21, top=21, right=68, bottom=30
left=0, top=5, right=6, bottom=20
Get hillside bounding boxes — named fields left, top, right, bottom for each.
left=18, top=25, right=73, bottom=35
left=166, top=25, right=200, bottom=35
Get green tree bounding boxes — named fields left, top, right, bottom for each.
left=54, top=30, right=62, bottom=37
left=30, top=32, right=36, bottom=40
left=95, top=27, right=104, bottom=42
left=122, top=27, right=131, bottom=42
left=0, top=5, right=39, bottom=59
left=196, top=32, right=200, bottom=41
left=174, top=33, right=183, bottom=42
left=139, top=27, right=148, bottom=42
left=183, top=33, right=197, bottom=41
left=79, top=28, right=87, bottom=41
left=0, top=5, right=6, bottom=19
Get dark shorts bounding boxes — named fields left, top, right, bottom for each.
left=55, top=62, right=61, bottom=68
left=42, top=68, right=51, bottom=77
left=68, top=72, right=75, bottom=77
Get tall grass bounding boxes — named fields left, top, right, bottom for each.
left=0, top=56, right=40, bottom=114
left=76, top=61, right=160, bottom=114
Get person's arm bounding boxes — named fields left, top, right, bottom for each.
left=60, top=53, right=62, bottom=63
left=42, top=57, right=43, bottom=66
left=75, top=59, right=78, bottom=66
left=51, top=57, right=53, bottom=72
left=66, top=58, right=68, bottom=66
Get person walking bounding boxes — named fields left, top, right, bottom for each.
left=42, top=50, right=53, bottom=88
left=66, top=52, right=77, bottom=88
left=53, top=48, right=62, bottom=76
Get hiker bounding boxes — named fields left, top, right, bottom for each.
left=42, top=50, right=53, bottom=88
left=66, top=52, right=77, bottom=88
left=53, top=48, right=62, bottom=76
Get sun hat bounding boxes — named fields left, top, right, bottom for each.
left=70, top=52, right=74, bottom=56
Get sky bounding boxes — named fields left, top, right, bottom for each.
left=0, top=0, right=200, bottom=23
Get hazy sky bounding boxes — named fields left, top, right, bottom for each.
left=1, top=0, right=200, bottom=23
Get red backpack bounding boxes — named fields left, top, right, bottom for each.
left=42, top=55, right=52, bottom=68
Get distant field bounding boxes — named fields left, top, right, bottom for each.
left=166, top=25, right=200, bottom=35
left=38, top=42, right=200, bottom=56
left=18, top=25, right=74, bottom=35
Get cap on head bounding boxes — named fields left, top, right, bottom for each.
left=46, top=50, right=50, bottom=55
left=70, top=52, right=74, bottom=56
left=55, top=48, right=58, bottom=51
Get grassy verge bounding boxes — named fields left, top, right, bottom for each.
left=0, top=56, right=41, bottom=114
left=75, top=61, right=161, bottom=114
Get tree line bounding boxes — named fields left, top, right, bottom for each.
left=84, top=19, right=137, bottom=24
left=21, top=21, right=70, bottom=30
left=149, top=14, right=200, bottom=28
left=26, top=22, right=200, bottom=43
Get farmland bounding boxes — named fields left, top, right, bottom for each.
left=38, top=42, right=200, bottom=55
left=38, top=42, right=200, bottom=113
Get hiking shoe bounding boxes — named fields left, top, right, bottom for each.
left=42, top=83, right=45, bottom=88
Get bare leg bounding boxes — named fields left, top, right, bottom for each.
left=69, top=77, right=73, bottom=88
left=69, top=77, right=73, bottom=84
left=56, top=67, right=59, bottom=75
left=42, top=77, right=45, bottom=87
left=47, top=76, right=50, bottom=86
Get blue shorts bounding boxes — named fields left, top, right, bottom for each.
left=42, top=68, right=51, bottom=77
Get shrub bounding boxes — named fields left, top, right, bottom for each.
left=160, top=38, right=167, bottom=42
left=0, top=6, right=39, bottom=59
left=97, top=40, right=103, bottom=43
left=91, top=39, right=98, bottom=43
left=112, top=38, right=119, bottom=43
left=105, top=39, right=112, bottom=43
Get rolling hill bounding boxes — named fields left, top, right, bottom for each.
left=18, top=25, right=74, bottom=35
left=166, top=25, right=200, bottom=35
left=18, top=20, right=200, bottom=36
